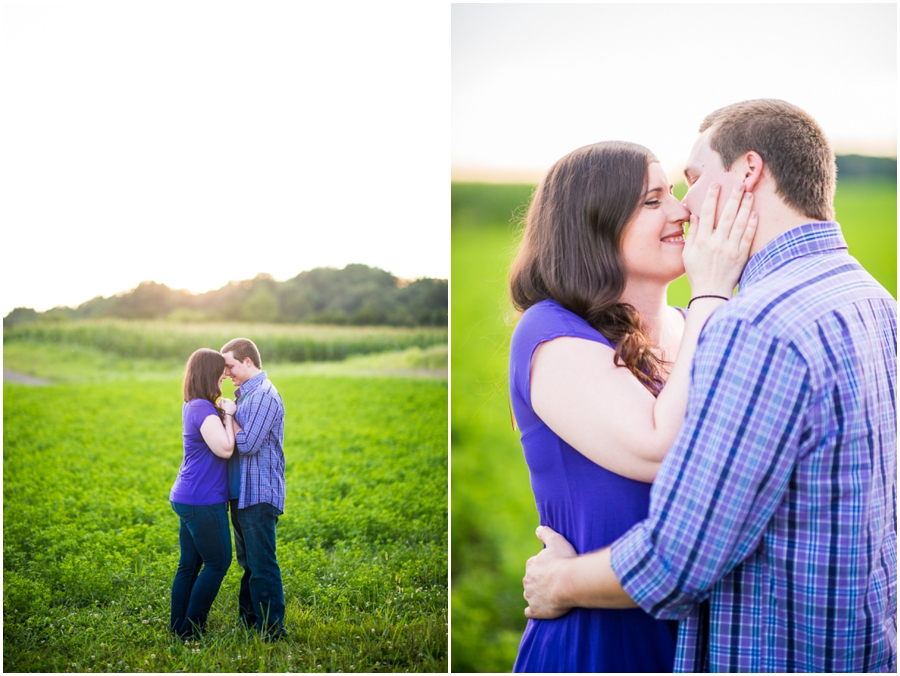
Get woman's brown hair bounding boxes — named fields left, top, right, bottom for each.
left=183, top=348, right=226, bottom=420
left=509, top=140, right=668, bottom=394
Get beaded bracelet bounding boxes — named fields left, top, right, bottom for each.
left=687, top=294, right=729, bottom=309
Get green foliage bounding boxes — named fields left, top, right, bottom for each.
left=833, top=177, right=897, bottom=299
left=3, top=306, right=40, bottom=328
left=450, top=183, right=535, bottom=229
left=4, top=264, right=448, bottom=328
left=4, top=320, right=447, bottom=364
left=835, top=155, right=897, bottom=181
left=4, top=366, right=447, bottom=672
left=450, top=177, right=897, bottom=672
left=450, top=213, right=532, bottom=672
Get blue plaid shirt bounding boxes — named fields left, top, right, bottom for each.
left=227, top=371, right=286, bottom=512
left=611, top=222, right=897, bottom=672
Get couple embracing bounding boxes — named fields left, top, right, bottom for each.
left=168, top=337, right=287, bottom=642
left=509, top=100, right=896, bottom=672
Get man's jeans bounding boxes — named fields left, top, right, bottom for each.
left=230, top=500, right=286, bottom=634
left=170, top=501, right=232, bottom=637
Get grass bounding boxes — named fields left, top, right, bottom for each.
left=3, top=341, right=448, bottom=384
left=4, top=319, right=448, bottom=363
left=449, top=178, right=897, bottom=672
left=4, top=335, right=448, bottom=672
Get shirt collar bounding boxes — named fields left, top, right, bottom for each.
left=739, top=221, right=847, bottom=291
left=235, top=370, right=267, bottom=400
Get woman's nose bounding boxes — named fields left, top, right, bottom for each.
left=672, top=200, right=690, bottom=221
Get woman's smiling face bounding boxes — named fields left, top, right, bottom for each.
left=618, top=162, right=691, bottom=284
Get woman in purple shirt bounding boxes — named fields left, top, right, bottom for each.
left=507, top=141, right=756, bottom=671
left=169, top=348, right=237, bottom=638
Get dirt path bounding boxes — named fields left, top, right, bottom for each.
left=3, top=370, right=52, bottom=385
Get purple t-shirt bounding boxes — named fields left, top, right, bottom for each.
left=169, top=399, right=228, bottom=505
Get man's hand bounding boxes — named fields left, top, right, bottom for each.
left=523, top=525, right=577, bottom=619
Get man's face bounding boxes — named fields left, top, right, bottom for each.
left=682, top=129, right=744, bottom=221
left=223, top=351, right=253, bottom=387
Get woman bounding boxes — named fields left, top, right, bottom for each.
left=508, top=141, right=756, bottom=672
left=169, top=348, right=237, bottom=638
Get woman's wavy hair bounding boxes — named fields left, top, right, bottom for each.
left=509, top=140, right=668, bottom=395
left=183, top=348, right=226, bottom=420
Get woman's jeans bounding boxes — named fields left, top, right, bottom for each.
left=230, top=500, right=286, bottom=635
left=170, top=501, right=232, bottom=637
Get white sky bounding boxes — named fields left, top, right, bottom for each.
left=1, top=2, right=448, bottom=316
left=452, top=3, right=897, bottom=182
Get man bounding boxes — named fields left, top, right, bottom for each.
left=222, top=337, right=287, bottom=641
left=522, top=99, right=897, bottom=672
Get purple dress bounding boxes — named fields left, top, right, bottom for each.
left=509, top=299, right=678, bottom=673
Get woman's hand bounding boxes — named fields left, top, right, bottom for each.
left=682, top=183, right=758, bottom=298
left=220, top=398, right=237, bottom=416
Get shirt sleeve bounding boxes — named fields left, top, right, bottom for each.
left=188, top=399, right=218, bottom=431
left=235, top=392, right=281, bottom=456
left=610, top=316, right=812, bottom=619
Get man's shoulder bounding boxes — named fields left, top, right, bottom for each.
left=723, top=252, right=893, bottom=336
left=698, top=252, right=896, bottom=379
left=246, top=376, right=284, bottom=410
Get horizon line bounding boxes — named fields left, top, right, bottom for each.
left=4, top=265, right=448, bottom=316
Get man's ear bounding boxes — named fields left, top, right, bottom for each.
left=740, top=151, right=764, bottom=191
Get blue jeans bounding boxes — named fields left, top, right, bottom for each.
left=230, top=500, right=286, bottom=635
left=170, top=501, right=232, bottom=637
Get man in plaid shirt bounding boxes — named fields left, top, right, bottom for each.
left=522, top=100, right=896, bottom=672
left=222, top=337, right=287, bottom=641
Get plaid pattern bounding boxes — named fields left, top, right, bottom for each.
left=233, top=371, right=286, bottom=512
left=611, top=222, right=897, bottom=672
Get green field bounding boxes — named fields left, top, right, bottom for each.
left=4, top=320, right=447, bottom=364
left=450, top=178, right=897, bottom=672
left=4, top=325, right=448, bottom=673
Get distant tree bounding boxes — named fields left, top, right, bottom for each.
left=836, top=155, right=897, bottom=181
left=3, top=307, right=40, bottom=328
left=278, top=282, right=316, bottom=321
left=42, top=307, right=78, bottom=323
left=10, top=264, right=448, bottom=327
left=241, top=285, right=280, bottom=323
left=74, top=295, right=114, bottom=319
left=398, top=278, right=448, bottom=326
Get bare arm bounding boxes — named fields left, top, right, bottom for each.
left=531, top=185, right=757, bottom=482
left=200, top=399, right=236, bottom=459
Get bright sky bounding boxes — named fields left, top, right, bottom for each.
left=452, top=4, right=897, bottom=182
left=1, top=2, right=448, bottom=316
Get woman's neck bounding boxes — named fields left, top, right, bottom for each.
left=619, top=279, right=673, bottom=347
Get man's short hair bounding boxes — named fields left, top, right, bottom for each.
left=221, top=337, right=262, bottom=369
left=700, top=99, right=836, bottom=221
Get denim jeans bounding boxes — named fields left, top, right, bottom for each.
left=230, top=500, right=286, bottom=635
left=170, top=501, right=232, bottom=637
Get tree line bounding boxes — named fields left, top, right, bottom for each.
left=5, top=264, right=447, bottom=328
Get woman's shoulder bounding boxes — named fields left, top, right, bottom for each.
left=513, top=299, right=610, bottom=348
left=184, top=399, right=217, bottom=422
left=185, top=398, right=216, bottom=409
